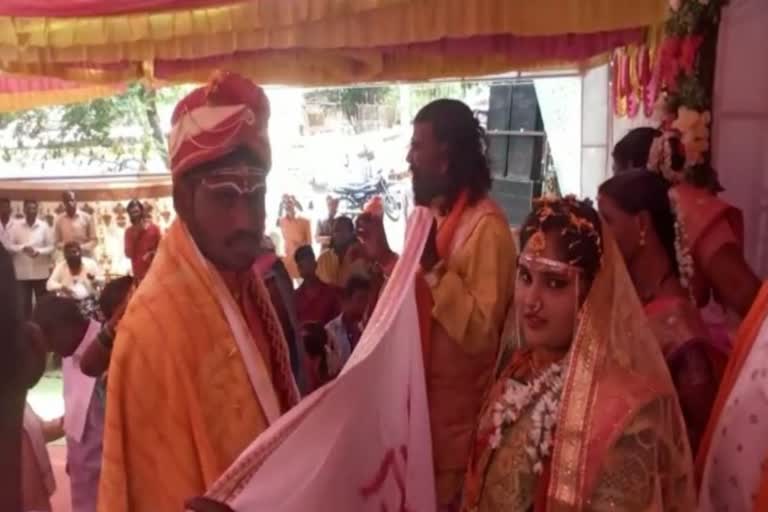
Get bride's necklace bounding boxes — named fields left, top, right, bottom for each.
left=488, top=360, right=566, bottom=475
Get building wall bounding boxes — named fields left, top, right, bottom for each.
left=712, top=0, right=768, bottom=277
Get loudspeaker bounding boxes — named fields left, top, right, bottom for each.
left=486, top=83, right=545, bottom=182
left=485, top=82, right=545, bottom=225
left=489, top=179, right=534, bottom=226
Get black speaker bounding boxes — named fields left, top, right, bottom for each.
left=485, top=82, right=545, bottom=225
left=490, top=179, right=534, bottom=226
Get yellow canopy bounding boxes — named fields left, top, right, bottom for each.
left=0, top=0, right=667, bottom=110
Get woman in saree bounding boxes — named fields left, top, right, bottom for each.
left=613, top=129, right=761, bottom=321
left=598, top=170, right=723, bottom=453
left=462, top=196, right=695, bottom=512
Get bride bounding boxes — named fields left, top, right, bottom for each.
left=461, top=196, right=695, bottom=511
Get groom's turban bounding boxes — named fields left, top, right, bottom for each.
left=168, top=71, right=271, bottom=180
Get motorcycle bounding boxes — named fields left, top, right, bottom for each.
left=333, top=175, right=402, bottom=221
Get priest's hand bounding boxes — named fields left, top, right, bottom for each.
left=420, top=219, right=439, bottom=271
left=185, top=497, right=235, bottom=512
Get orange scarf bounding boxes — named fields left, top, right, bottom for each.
left=414, top=191, right=471, bottom=372
left=221, top=270, right=300, bottom=412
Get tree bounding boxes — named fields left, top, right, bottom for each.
left=0, top=82, right=189, bottom=172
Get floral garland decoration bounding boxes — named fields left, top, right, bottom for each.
left=613, top=1, right=726, bottom=188
left=662, top=0, right=725, bottom=111
left=659, top=0, right=728, bottom=189
left=647, top=133, right=698, bottom=295
left=489, top=360, right=567, bottom=475
left=672, top=204, right=697, bottom=300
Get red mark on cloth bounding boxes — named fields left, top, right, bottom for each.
left=360, top=446, right=411, bottom=512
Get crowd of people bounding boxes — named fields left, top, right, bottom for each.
left=0, top=191, right=161, bottom=511
left=0, top=70, right=766, bottom=512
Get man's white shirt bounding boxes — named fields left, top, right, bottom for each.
left=7, top=219, right=55, bottom=281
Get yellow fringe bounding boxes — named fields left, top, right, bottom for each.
left=0, top=0, right=666, bottom=63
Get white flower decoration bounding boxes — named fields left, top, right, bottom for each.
left=487, top=360, right=567, bottom=475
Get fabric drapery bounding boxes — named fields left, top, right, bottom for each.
left=0, top=0, right=664, bottom=54
left=696, top=282, right=768, bottom=478
left=0, top=29, right=643, bottom=89
left=0, top=0, right=407, bottom=19
left=0, top=73, right=120, bottom=112
left=0, top=0, right=665, bottom=111
left=201, top=208, right=435, bottom=511
left=697, top=283, right=768, bottom=511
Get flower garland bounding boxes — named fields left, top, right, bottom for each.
left=647, top=132, right=680, bottom=183
left=613, top=0, right=725, bottom=130
left=489, top=361, right=566, bottom=475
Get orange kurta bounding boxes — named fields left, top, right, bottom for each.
left=98, top=220, right=289, bottom=512
left=424, top=196, right=517, bottom=505
left=279, top=216, right=312, bottom=280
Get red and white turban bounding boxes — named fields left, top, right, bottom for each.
left=168, top=71, right=271, bottom=180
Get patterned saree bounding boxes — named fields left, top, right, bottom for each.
left=463, top=229, right=697, bottom=511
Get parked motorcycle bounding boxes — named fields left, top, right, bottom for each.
left=333, top=175, right=401, bottom=221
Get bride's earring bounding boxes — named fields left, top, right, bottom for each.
left=639, top=228, right=647, bottom=248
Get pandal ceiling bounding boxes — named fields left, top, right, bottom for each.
left=0, top=0, right=667, bottom=111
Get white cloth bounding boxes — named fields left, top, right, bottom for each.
left=0, top=218, right=14, bottom=250
left=202, top=208, right=436, bottom=512
left=22, top=403, right=56, bottom=498
left=324, top=315, right=359, bottom=376
left=63, top=320, right=100, bottom=443
left=46, top=258, right=103, bottom=299
left=699, top=314, right=768, bottom=511
left=7, top=220, right=55, bottom=281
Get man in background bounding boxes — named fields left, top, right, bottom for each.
left=324, top=276, right=370, bottom=377
left=123, top=199, right=161, bottom=282
left=278, top=194, right=312, bottom=280
left=7, top=200, right=54, bottom=317
left=315, top=195, right=339, bottom=250
left=47, top=242, right=103, bottom=300
left=0, top=197, right=14, bottom=249
left=254, top=237, right=307, bottom=395
left=35, top=295, right=104, bottom=512
left=54, top=191, right=97, bottom=258
left=294, top=245, right=340, bottom=328
left=316, top=216, right=366, bottom=288
left=79, top=276, right=135, bottom=378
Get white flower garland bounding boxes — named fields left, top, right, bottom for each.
left=488, top=361, right=566, bottom=475
left=670, top=194, right=696, bottom=302
left=648, top=133, right=685, bottom=184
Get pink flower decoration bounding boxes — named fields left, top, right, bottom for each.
left=659, top=37, right=683, bottom=90
left=680, top=35, right=703, bottom=75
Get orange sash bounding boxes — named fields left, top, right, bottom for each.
left=696, top=281, right=768, bottom=480
left=414, top=191, right=470, bottom=375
